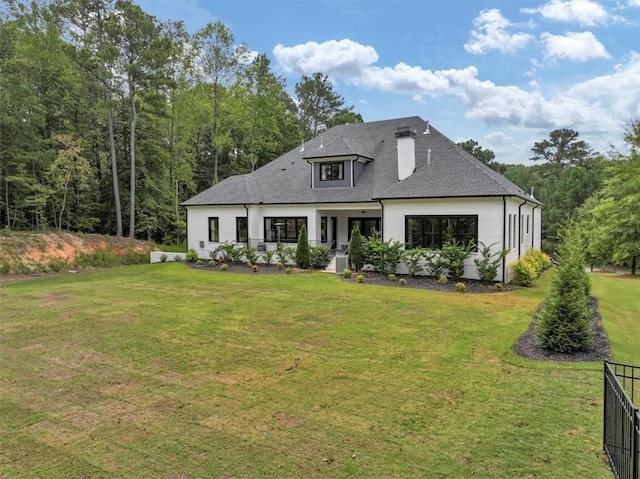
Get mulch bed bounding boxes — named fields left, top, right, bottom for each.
left=513, top=298, right=610, bottom=362
left=339, top=270, right=513, bottom=293
left=188, top=262, right=511, bottom=293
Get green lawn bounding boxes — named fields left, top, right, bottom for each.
left=0, top=265, right=637, bottom=478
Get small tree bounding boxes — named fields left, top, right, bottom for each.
left=441, top=239, right=475, bottom=281
left=295, top=224, right=311, bottom=268
left=348, top=226, right=365, bottom=271
left=403, top=247, right=425, bottom=278
left=474, top=241, right=508, bottom=284
left=536, top=224, right=593, bottom=353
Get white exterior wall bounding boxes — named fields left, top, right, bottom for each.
left=383, top=197, right=505, bottom=281
left=187, top=205, right=247, bottom=259
left=382, top=197, right=540, bottom=282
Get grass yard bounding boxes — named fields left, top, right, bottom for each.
left=0, top=265, right=637, bottom=478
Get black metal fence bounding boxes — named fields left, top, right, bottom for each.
left=604, top=361, right=640, bottom=479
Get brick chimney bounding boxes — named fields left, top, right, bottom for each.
left=395, top=125, right=416, bottom=181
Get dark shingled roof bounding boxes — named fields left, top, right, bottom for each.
left=182, top=116, right=539, bottom=206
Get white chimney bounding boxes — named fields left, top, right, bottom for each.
left=395, top=126, right=416, bottom=181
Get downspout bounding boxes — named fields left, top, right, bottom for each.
left=243, top=204, right=249, bottom=245
left=379, top=199, right=384, bottom=239
left=501, top=196, right=507, bottom=283
left=184, top=206, right=188, bottom=251
left=517, top=199, right=527, bottom=257
left=531, top=204, right=539, bottom=249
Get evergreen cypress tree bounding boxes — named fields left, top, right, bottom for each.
left=348, top=226, right=365, bottom=271
left=537, top=224, right=593, bottom=353
left=295, top=224, right=311, bottom=268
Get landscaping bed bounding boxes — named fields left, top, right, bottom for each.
left=513, top=297, right=610, bottom=362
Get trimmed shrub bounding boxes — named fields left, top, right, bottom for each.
left=510, top=259, right=536, bottom=286
left=474, top=241, right=508, bottom=284
left=207, top=260, right=216, bottom=267
left=277, top=261, right=285, bottom=270
left=441, top=239, right=475, bottom=281
left=160, top=254, right=168, bottom=263
left=173, top=255, right=183, bottom=262
left=262, top=250, right=275, bottom=267
left=402, top=247, right=425, bottom=278
left=437, top=274, right=448, bottom=285
left=220, top=263, right=229, bottom=271
left=455, top=282, right=466, bottom=293
left=195, top=259, right=203, bottom=265
left=536, top=224, right=593, bottom=353
left=365, top=236, right=403, bottom=275
left=387, top=274, right=397, bottom=281
left=496, top=282, right=504, bottom=291
left=356, top=274, right=365, bottom=283
left=398, top=278, right=408, bottom=286
left=342, top=268, right=353, bottom=278
left=309, top=246, right=330, bottom=269
left=186, top=248, right=198, bottom=263
left=295, top=224, right=311, bottom=268
left=251, top=264, right=259, bottom=272
left=213, top=241, right=242, bottom=263
left=423, top=250, right=448, bottom=277
left=286, top=267, right=293, bottom=274
left=348, top=227, right=366, bottom=271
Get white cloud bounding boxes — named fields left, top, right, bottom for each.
left=273, top=38, right=640, bottom=137
left=464, top=9, right=534, bottom=55
left=522, top=0, right=610, bottom=26
left=629, top=0, right=640, bottom=6
left=522, top=0, right=600, bottom=24
left=272, top=39, right=378, bottom=80
left=541, top=31, right=610, bottom=61
left=484, top=131, right=515, bottom=146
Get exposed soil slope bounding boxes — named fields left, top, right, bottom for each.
left=0, top=231, right=152, bottom=275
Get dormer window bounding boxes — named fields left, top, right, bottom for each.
left=320, top=162, right=344, bottom=181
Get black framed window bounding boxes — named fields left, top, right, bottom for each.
left=320, top=162, right=344, bottom=181
left=348, top=218, right=381, bottom=239
left=236, top=217, right=248, bottom=243
left=320, top=216, right=327, bottom=243
left=264, top=217, right=307, bottom=243
left=208, top=217, right=219, bottom=242
left=405, top=215, right=477, bottom=249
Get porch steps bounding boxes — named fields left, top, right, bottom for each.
left=323, top=255, right=337, bottom=273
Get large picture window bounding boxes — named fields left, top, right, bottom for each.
left=320, top=162, right=344, bottom=181
left=405, top=215, right=478, bottom=249
left=264, top=217, right=307, bottom=243
left=348, top=217, right=381, bottom=239
left=208, top=217, right=219, bottom=242
left=236, top=217, right=248, bottom=243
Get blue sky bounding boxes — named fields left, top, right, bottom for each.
left=135, top=0, right=640, bottom=164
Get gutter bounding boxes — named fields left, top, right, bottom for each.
left=517, top=199, right=527, bottom=257
left=502, top=196, right=507, bottom=283
left=378, top=199, right=384, bottom=239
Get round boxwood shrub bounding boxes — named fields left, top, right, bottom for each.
left=455, top=282, right=466, bottom=293
left=342, top=268, right=353, bottom=278
left=437, top=274, right=448, bottom=285
left=356, top=274, right=365, bottom=283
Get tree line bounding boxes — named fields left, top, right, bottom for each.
left=0, top=0, right=360, bottom=242
left=459, top=123, right=640, bottom=274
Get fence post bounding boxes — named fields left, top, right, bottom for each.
left=604, top=361, right=609, bottom=460
left=633, top=408, right=639, bottom=479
